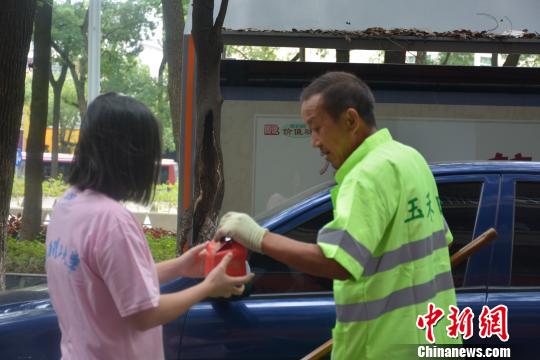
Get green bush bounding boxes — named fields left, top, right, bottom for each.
left=11, top=177, right=25, bottom=198
left=42, top=176, right=69, bottom=198
left=11, top=176, right=69, bottom=199
left=146, top=234, right=177, bottom=262
left=12, top=178, right=178, bottom=210
left=153, top=183, right=178, bottom=207
left=5, top=232, right=177, bottom=274
left=6, top=237, right=47, bottom=274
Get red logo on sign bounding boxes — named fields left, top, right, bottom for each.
left=264, top=124, right=280, bottom=135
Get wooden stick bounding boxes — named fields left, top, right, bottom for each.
left=450, top=228, right=497, bottom=267
left=301, top=227, right=498, bottom=360
left=300, top=339, right=333, bottom=360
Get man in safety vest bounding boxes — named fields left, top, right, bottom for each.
left=214, top=71, right=462, bottom=359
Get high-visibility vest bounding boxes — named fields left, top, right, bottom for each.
left=318, top=129, right=461, bottom=360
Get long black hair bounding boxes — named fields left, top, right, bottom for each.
left=69, top=92, right=162, bottom=205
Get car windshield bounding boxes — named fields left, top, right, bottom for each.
left=254, top=180, right=335, bottom=223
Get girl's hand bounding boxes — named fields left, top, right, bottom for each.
left=202, top=254, right=254, bottom=298
left=177, top=242, right=208, bottom=278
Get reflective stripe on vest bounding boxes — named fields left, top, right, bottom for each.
left=336, top=271, right=454, bottom=322
left=318, top=228, right=448, bottom=276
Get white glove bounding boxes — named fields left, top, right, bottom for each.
left=214, top=212, right=267, bottom=253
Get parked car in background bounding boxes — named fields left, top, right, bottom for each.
left=1, top=162, right=539, bottom=359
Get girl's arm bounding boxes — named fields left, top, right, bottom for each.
left=127, top=254, right=254, bottom=331
left=156, top=242, right=207, bottom=284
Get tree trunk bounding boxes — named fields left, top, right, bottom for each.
left=503, top=54, right=521, bottom=67
left=290, top=48, right=305, bottom=62
left=415, top=51, right=427, bottom=64
left=20, top=0, right=52, bottom=241
left=491, top=53, right=498, bottom=67
left=0, top=0, right=37, bottom=289
left=180, top=0, right=228, bottom=247
left=161, top=0, right=185, bottom=254
left=384, top=50, right=405, bottom=64
left=336, top=49, right=349, bottom=63
left=59, top=127, right=67, bottom=152
left=49, top=62, right=68, bottom=178
left=69, top=61, right=87, bottom=120
left=66, top=127, right=75, bottom=152
left=299, top=48, right=305, bottom=62
left=52, top=39, right=87, bottom=120
left=441, top=52, right=451, bottom=65
left=52, top=8, right=88, bottom=121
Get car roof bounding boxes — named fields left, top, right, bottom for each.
left=260, top=161, right=540, bottom=229
left=430, top=161, right=540, bottom=176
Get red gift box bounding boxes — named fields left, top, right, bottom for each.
left=204, top=239, right=248, bottom=276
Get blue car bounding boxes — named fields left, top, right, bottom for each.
left=1, top=161, right=540, bottom=359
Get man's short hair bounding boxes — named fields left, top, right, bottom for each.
left=300, top=71, right=376, bottom=127
left=69, top=92, right=162, bottom=205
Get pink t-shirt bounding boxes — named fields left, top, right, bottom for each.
left=46, top=188, right=163, bottom=360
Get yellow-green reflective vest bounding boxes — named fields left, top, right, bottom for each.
left=318, top=129, right=462, bottom=360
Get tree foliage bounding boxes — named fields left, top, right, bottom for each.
left=51, top=0, right=160, bottom=118
left=225, top=45, right=279, bottom=60
left=518, top=54, right=540, bottom=67
left=34, top=0, right=177, bottom=153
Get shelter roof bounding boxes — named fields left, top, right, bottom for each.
left=222, top=28, right=540, bottom=54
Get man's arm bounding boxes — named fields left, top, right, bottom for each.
left=214, top=212, right=351, bottom=281
left=261, top=232, right=350, bottom=280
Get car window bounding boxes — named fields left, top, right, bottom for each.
left=250, top=211, right=333, bottom=294
left=254, top=180, right=335, bottom=223
left=438, top=182, right=483, bottom=288
left=511, top=182, right=540, bottom=286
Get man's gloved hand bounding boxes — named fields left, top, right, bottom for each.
left=214, top=212, right=267, bottom=253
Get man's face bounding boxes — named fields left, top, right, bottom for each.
left=301, top=94, right=357, bottom=170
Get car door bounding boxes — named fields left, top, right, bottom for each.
left=178, top=200, right=335, bottom=360
left=486, top=175, right=540, bottom=356
left=178, top=174, right=499, bottom=359
left=435, top=174, right=500, bottom=344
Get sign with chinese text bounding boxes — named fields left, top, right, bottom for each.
left=253, top=115, right=334, bottom=215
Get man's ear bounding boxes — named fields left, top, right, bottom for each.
left=344, top=108, right=374, bottom=140
left=344, top=108, right=363, bottom=132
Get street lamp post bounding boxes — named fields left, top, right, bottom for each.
left=88, top=0, right=101, bottom=104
